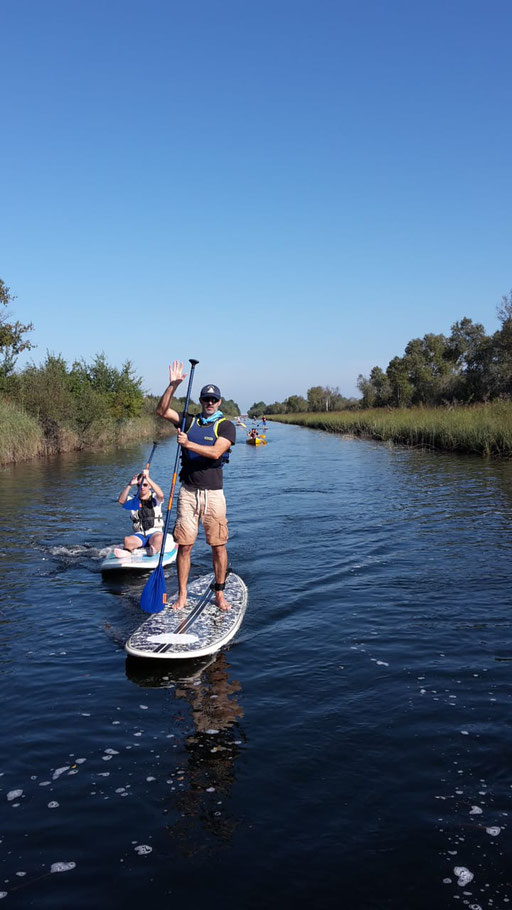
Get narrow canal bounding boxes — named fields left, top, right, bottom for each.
left=1, top=422, right=511, bottom=909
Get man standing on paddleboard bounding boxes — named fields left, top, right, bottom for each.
left=156, top=361, right=236, bottom=611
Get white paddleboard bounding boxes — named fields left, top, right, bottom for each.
left=125, top=572, right=248, bottom=659
left=101, top=535, right=177, bottom=572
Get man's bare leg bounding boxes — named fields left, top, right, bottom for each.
left=171, top=544, right=192, bottom=610
left=212, top=544, right=230, bottom=611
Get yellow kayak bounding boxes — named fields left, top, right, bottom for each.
left=246, top=435, right=267, bottom=446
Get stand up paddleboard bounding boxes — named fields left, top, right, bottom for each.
left=125, top=572, right=248, bottom=659
left=101, top=534, right=177, bottom=572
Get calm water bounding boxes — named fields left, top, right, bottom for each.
left=1, top=422, right=512, bottom=909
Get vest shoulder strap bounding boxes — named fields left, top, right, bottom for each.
left=213, top=417, right=230, bottom=437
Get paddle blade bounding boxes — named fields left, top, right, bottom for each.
left=140, top=565, right=167, bottom=613
left=122, top=498, right=141, bottom=510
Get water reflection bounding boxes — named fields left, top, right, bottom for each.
left=126, top=652, right=245, bottom=853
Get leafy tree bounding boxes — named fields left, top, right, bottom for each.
left=248, top=401, right=267, bottom=418
left=220, top=398, right=240, bottom=416
left=307, top=386, right=328, bottom=412
left=285, top=394, right=308, bottom=412
left=356, top=373, right=376, bottom=408
left=402, top=334, right=453, bottom=404
left=369, top=367, right=391, bottom=407
left=493, top=290, right=512, bottom=396
left=386, top=356, right=413, bottom=407
left=0, top=279, right=35, bottom=381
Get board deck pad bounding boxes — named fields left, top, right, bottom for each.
left=100, top=535, right=177, bottom=572
left=125, top=572, right=248, bottom=659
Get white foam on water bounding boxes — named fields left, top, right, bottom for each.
left=52, top=767, right=69, bottom=780
left=48, top=801, right=59, bottom=808
left=486, top=827, right=501, bottom=836
left=140, top=705, right=148, bottom=710
left=39, top=781, right=51, bottom=787
left=134, top=845, right=152, bottom=855
left=460, top=731, right=469, bottom=736
left=76, top=758, right=86, bottom=764
left=7, top=790, right=23, bottom=801
left=104, top=749, right=119, bottom=755
left=469, top=807, right=483, bottom=815
left=50, top=862, right=76, bottom=873
left=102, top=755, right=113, bottom=761
left=0, top=892, right=7, bottom=898
left=454, top=867, right=474, bottom=886
left=206, top=729, right=219, bottom=735
left=146, top=777, right=156, bottom=782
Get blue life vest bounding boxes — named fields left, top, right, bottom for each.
left=185, top=415, right=231, bottom=465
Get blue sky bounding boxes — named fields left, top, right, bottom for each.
left=1, top=0, right=511, bottom=411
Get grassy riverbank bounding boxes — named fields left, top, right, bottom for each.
left=0, top=398, right=174, bottom=465
left=271, top=402, right=512, bottom=457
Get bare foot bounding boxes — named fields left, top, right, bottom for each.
left=147, top=544, right=157, bottom=557
left=114, top=547, right=132, bottom=558
left=170, top=596, right=187, bottom=611
left=216, top=592, right=231, bottom=612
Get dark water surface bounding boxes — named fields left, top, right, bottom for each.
left=1, top=423, right=512, bottom=908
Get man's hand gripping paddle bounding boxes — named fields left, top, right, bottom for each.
left=140, top=359, right=199, bottom=613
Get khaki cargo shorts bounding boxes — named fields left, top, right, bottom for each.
left=173, top=484, right=229, bottom=547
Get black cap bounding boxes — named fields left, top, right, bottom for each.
left=199, top=384, right=221, bottom=400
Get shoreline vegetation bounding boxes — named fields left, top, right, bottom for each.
left=0, top=396, right=176, bottom=466
left=269, top=402, right=512, bottom=458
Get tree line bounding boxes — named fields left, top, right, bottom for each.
left=248, top=386, right=358, bottom=417
left=249, top=289, right=512, bottom=416
left=357, top=291, right=512, bottom=409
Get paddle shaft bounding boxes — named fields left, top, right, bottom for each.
left=136, top=440, right=159, bottom=498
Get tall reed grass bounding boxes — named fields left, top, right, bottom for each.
left=0, top=400, right=173, bottom=465
left=272, top=402, right=512, bottom=457
left=0, top=400, right=44, bottom=464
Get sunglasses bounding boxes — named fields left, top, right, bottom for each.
left=140, top=482, right=150, bottom=488
left=201, top=396, right=219, bottom=404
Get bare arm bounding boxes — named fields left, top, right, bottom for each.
left=156, top=360, right=187, bottom=424
left=145, top=473, right=164, bottom=502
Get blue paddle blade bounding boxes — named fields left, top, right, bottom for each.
left=122, top=498, right=141, bottom=510
left=140, top=565, right=166, bottom=613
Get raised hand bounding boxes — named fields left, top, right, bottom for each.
left=169, top=361, right=187, bottom=385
